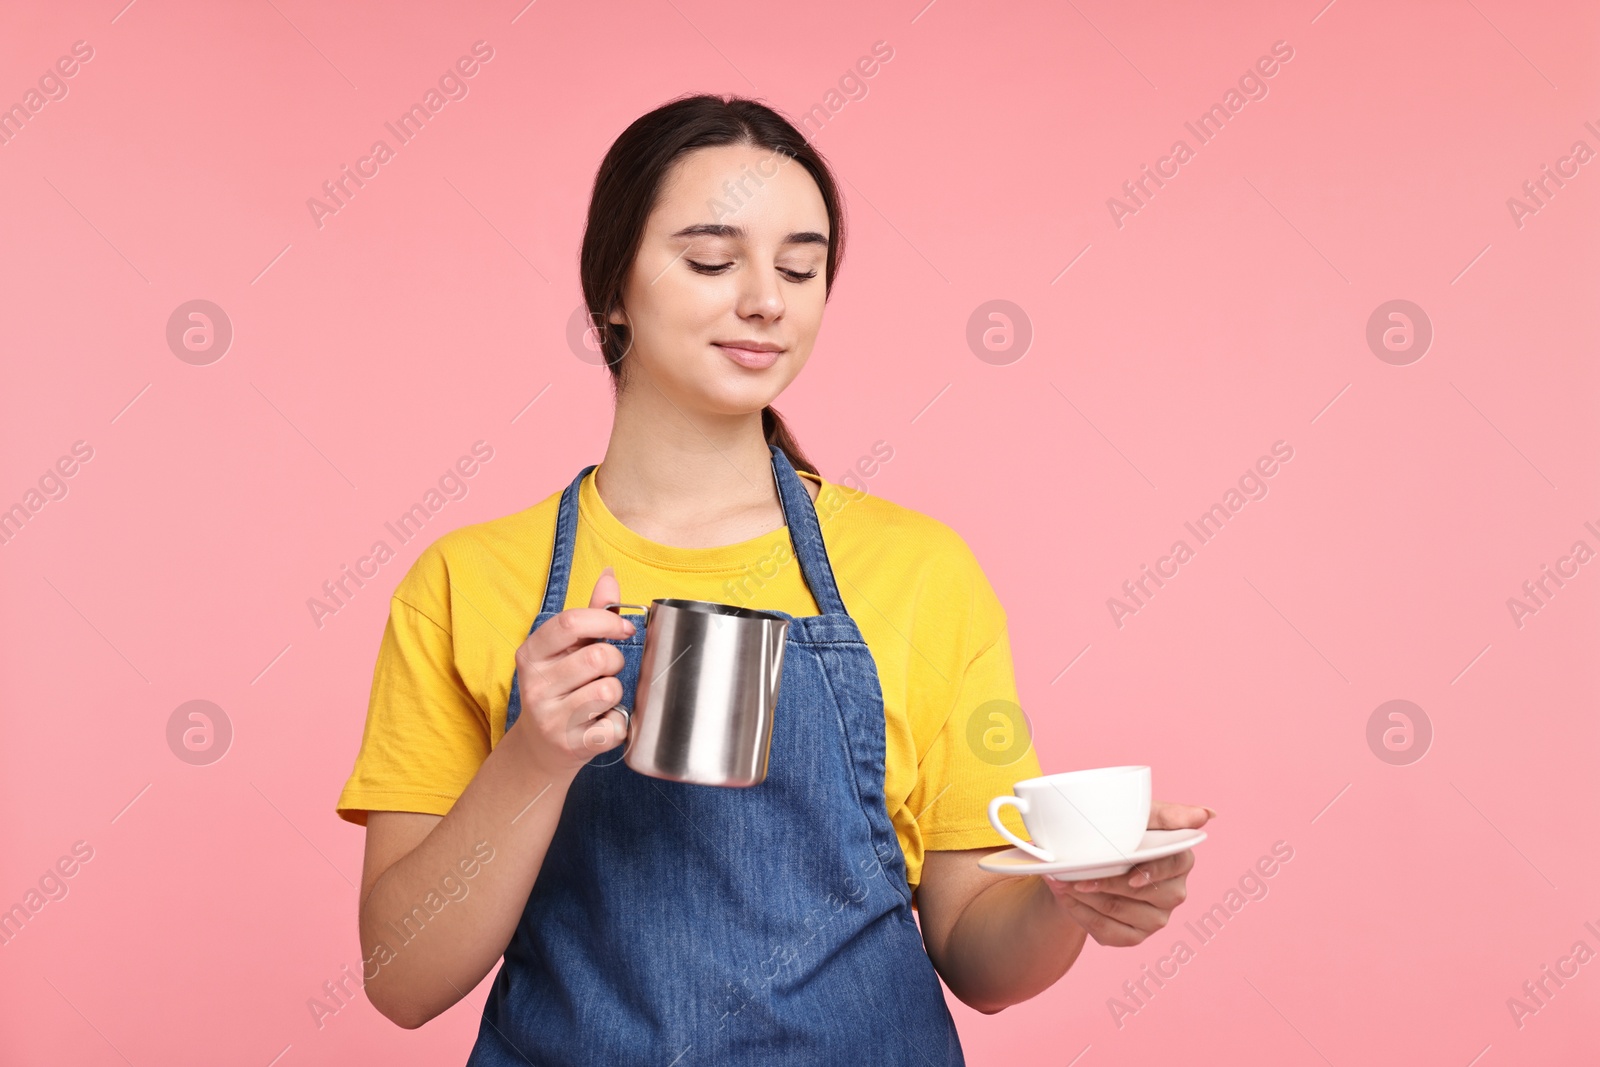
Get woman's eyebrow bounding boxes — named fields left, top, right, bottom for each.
left=669, top=222, right=828, bottom=247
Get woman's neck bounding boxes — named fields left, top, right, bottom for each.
left=594, top=387, right=799, bottom=548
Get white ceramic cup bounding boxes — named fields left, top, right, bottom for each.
left=987, top=766, right=1152, bottom=864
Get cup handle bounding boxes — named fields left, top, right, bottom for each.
left=988, top=796, right=1055, bottom=863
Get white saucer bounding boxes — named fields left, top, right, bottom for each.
left=978, top=828, right=1207, bottom=881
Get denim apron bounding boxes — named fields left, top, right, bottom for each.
left=465, top=444, right=965, bottom=1066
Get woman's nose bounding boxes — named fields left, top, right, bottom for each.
left=735, top=266, right=785, bottom=321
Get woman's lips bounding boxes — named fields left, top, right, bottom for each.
left=713, top=343, right=781, bottom=370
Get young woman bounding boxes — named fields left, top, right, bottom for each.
left=337, top=94, right=1212, bottom=1065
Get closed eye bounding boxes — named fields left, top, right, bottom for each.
left=687, top=260, right=817, bottom=282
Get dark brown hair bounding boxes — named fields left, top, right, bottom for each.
left=579, top=93, right=848, bottom=477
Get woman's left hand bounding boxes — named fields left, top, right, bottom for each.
left=1043, top=801, right=1215, bottom=948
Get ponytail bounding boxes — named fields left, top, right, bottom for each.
left=762, top=405, right=817, bottom=476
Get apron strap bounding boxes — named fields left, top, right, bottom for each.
left=537, top=464, right=592, bottom=617
left=769, top=443, right=848, bottom=617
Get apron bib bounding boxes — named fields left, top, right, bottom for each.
left=466, top=444, right=964, bottom=1065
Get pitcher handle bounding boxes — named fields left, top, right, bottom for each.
left=598, top=603, right=644, bottom=741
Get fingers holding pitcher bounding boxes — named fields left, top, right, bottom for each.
left=553, top=654, right=630, bottom=747
left=578, top=703, right=631, bottom=753
left=509, top=566, right=636, bottom=776
left=512, top=635, right=629, bottom=775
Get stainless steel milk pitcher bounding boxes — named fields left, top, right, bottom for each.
left=603, top=599, right=790, bottom=787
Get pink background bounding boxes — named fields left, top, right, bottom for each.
left=2, top=0, right=1596, bottom=1064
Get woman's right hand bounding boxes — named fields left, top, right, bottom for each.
left=358, top=563, right=636, bottom=1029
left=508, top=565, right=636, bottom=778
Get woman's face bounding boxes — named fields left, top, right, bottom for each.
left=608, top=143, right=830, bottom=417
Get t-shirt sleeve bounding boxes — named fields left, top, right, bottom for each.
left=335, top=587, right=492, bottom=825
left=909, top=561, right=1044, bottom=852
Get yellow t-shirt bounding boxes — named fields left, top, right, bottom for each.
left=336, top=467, right=1042, bottom=896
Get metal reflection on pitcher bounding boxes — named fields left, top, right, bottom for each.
left=603, top=599, right=789, bottom=787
